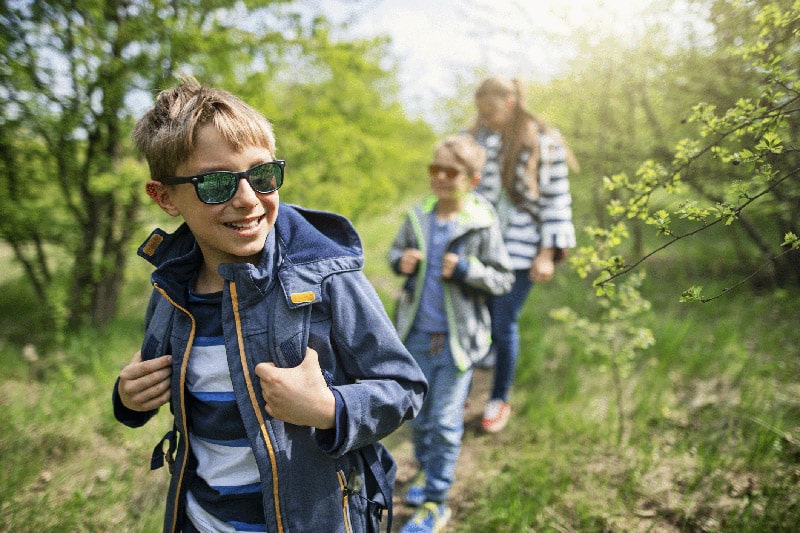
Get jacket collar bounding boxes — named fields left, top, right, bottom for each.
left=137, top=203, right=363, bottom=307
left=272, top=203, right=363, bottom=308
left=419, top=192, right=497, bottom=230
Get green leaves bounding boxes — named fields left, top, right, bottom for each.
left=645, top=209, right=672, bottom=236
left=755, top=131, right=783, bottom=154
left=0, top=1, right=433, bottom=331
left=783, top=232, right=799, bottom=249
left=680, top=286, right=704, bottom=303
left=576, top=0, right=800, bottom=301
left=262, top=26, right=435, bottom=221
left=551, top=272, right=655, bottom=444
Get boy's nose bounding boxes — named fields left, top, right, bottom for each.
left=230, top=177, right=260, bottom=207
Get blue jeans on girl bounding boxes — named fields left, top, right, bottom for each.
left=489, top=269, right=534, bottom=401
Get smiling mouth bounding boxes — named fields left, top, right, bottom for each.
left=224, top=215, right=263, bottom=230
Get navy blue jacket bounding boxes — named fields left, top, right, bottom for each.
left=113, top=203, right=427, bottom=532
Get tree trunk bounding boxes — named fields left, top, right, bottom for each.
left=66, top=215, right=101, bottom=331
left=90, top=195, right=140, bottom=326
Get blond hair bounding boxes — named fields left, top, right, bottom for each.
left=132, top=76, right=276, bottom=180
left=435, top=134, right=487, bottom=176
left=471, top=75, right=578, bottom=201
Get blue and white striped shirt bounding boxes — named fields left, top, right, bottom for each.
left=185, top=290, right=266, bottom=533
left=473, top=128, right=576, bottom=270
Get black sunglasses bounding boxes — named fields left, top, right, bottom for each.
left=428, top=164, right=463, bottom=179
left=158, top=160, right=285, bottom=204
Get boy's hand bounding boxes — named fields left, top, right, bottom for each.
left=255, top=347, right=336, bottom=430
left=118, top=351, right=172, bottom=412
left=398, top=248, right=423, bottom=275
left=441, top=252, right=459, bottom=279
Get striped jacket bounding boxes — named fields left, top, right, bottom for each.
left=472, top=126, right=576, bottom=270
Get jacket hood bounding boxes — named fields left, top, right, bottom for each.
left=418, top=191, right=498, bottom=230
left=271, top=203, right=363, bottom=308
left=137, top=203, right=363, bottom=308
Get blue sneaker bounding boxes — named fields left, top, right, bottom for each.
left=400, top=502, right=451, bottom=533
left=404, top=470, right=426, bottom=506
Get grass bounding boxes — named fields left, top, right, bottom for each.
left=447, top=264, right=800, bottom=532
left=1, top=210, right=799, bottom=532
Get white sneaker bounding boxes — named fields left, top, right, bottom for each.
left=481, top=399, right=510, bottom=433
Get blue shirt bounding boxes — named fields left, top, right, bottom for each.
left=413, top=217, right=454, bottom=333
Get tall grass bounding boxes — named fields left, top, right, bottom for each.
left=0, top=240, right=168, bottom=532
left=1, top=207, right=798, bottom=532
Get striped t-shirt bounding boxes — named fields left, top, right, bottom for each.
left=473, top=127, right=576, bottom=270
left=185, top=290, right=266, bottom=533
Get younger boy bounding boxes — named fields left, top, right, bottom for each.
left=388, top=134, right=513, bottom=533
left=112, top=78, right=427, bottom=533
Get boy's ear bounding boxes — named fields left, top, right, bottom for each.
left=468, top=172, right=482, bottom=189
left=146, top=180, right=181, bottom=217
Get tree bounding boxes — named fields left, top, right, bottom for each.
left=526, top=0, right=800, bottom=300
left=0, top=0, right=289, bottom=331
left=254, top=19, right=436, bottom=221
left=0, top=1, right=432, bottom=337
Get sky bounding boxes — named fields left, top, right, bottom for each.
left=317, top=0, right=701, bottom=126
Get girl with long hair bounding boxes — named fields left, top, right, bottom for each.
left=469, top=75, right=578, bottom=433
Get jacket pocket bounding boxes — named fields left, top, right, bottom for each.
left=337, top=444, right=396, bottom=533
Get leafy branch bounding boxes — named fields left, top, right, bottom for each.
left=592, top=166, right=799, bottom=291
left=682, top=232, right=800, bottom=303
left=569, top=1, right=800, bottom=300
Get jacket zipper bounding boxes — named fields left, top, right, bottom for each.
left=229, top=281, right=285, bottom=533
left=153, top=284, right=195, bottom=533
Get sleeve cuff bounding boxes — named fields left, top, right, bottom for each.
left=451, top=257, right=470, bottom=281
left=112, top=377, right=157, bottom=428
left=316, top=388, right=347, bottom=454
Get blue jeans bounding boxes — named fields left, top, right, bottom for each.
left=405, top=330, right=473, bottom=503
left=489, top=270, right=534, bottom=401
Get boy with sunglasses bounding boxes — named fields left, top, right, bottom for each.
left=112, top=77, right=427, bottom=533
left=388, top=134, right=513, bottom=533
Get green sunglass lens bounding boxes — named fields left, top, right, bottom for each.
left=197, top=173, right=237, bottom=204
left=249, top=164, right=281, bottom=193
left=192, top=163, right=282, bottom=203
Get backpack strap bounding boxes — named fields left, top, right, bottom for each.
left=150, top=427, right=177, bottom=473
left=141, top=291, right=179, bottom=472
left=140, top=290, right=175, bottom=361
left=362, top=442, right=396, bottom=532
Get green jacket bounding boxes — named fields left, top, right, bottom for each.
left=389, top=192, right=514, bottom=371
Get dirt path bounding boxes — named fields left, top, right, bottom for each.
left=388, top=366, right=496, bottom=532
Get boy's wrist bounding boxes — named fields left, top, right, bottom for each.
left=312, top=388, right=337, bottom=430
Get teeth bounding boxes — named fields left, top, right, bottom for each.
left=226, top=218, right=261, bottom=230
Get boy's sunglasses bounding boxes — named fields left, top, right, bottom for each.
left=428, top=164, right=463, bottom=179
left=158, top=160, right=285, bottom=204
